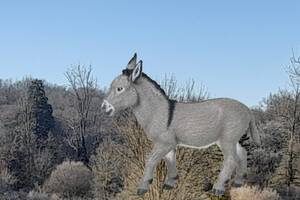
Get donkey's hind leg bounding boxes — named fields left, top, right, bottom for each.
left=233, top=143, right=247, bottom=187
left=163, top=149, right=179, bottom=190
left=212, top=141, right=239, bottom=196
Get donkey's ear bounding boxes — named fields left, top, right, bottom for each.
left=127, top=53, right=137, bottom=70
left=131, top=60, right=143, bottom=82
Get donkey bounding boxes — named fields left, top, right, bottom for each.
left=101, top=54, right=261, bottom=196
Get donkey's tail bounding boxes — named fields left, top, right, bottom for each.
left=249, top=115, right=261, bottom=146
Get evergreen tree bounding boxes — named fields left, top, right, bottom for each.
left=27, top=79, right=54, bottom=148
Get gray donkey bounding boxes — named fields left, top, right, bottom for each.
left=101, top=54, right=261, bottom=196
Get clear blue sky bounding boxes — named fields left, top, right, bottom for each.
left=0, top=1, right=299, bottom=106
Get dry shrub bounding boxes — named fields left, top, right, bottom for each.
left=43, top=160, right=93, bottom=198
left=27, top=190, right=51, bottom=200
left=0, top=191, right=27, bottom=200
left=230, top=186, right=280, bottom=200
left=27, top=191, right=92, bottom=200
left=115, top=113, right=225, bottom=200
left=91, top=138, right=126, bottom=200
left=291, top=142, right=300, bottom=187
left=0, top=163, right=15, bottom=193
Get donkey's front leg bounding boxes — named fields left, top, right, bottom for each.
left=137, top=143, right=173, bottom=196
left=163, top=149, right=179, bottom=190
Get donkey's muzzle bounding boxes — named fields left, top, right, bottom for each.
left=101, top=100, right=115, bottom=116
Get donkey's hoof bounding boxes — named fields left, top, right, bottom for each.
left=137, top=188, right=148, bottom=196
left=211, top=188, right=225, bottom=196
left=163, top=184, right=175, bottom=190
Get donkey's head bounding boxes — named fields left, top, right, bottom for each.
left=101, top=53, right=143, bottom=116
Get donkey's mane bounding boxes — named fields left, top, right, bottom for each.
left=122, top=69, right=169, bottom=99
left=122, top=69, right=176, bottom=127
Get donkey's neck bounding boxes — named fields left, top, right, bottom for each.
left=132, top=77, right=169, bottom=136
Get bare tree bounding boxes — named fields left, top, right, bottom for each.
left=65, top=65, right=97, bottom=164
left=8, top=79, right=55, bottom=188
left=269, top=52, right=300, bottom=194
left=160, top=74, right=209, bottom=102
left=285, top=52, right=300, bottom=187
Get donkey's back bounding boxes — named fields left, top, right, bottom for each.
left=172, top=98, right=259, bottom=148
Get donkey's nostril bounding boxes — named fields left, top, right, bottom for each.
left=101, top=102, right=107, bottom=111
left=107, top=108, right=114, bottom=116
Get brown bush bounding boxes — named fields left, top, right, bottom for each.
left=43, top=161, right=93, bottom=198
left=230, top=186, right=280, bottom=200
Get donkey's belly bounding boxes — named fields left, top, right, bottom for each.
left=176, top=131, right=220, bottom=148
left=178, top=142, right=218, bottom=150
left=174, top=123, right=222, bottom=148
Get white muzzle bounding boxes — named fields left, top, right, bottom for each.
left=101, top=100, right=115, bottom=116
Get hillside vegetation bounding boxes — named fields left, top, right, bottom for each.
left=0, top=56, right=300, bottom=199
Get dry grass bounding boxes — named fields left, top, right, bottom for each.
left=230, top=185, right=280, bottom=200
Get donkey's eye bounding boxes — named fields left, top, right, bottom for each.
left=116, top=87, right=124, bottom=93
